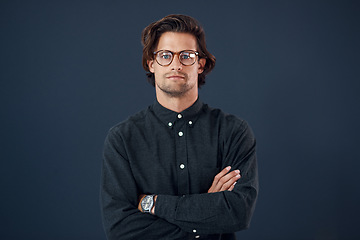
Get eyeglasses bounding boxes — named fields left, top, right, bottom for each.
left=153, top=50, right=199, bottom=66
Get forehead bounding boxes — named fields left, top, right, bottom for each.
left=156, top=32, right=197, bottom=52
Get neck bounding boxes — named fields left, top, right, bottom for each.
left=156, top=90, right=198, bottom=113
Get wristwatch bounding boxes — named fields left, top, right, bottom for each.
left=141, top=195, right=154, bottom=213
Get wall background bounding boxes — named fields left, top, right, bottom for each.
left=1, top=0, right=359, bottom=239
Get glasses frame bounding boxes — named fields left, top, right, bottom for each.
left=153, top=50, right=199, bottom=66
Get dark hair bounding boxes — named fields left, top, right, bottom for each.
left=141, top=14, right=216, bottom=87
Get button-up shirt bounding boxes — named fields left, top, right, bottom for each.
left=101, top=99, right=258, bottom=240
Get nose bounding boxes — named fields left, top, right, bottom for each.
left=170, top=55, right=183, bottom=71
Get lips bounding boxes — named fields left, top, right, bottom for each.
left=166, top=73, right=186, bottom=80
left=167, top=75, right=185, bottom=79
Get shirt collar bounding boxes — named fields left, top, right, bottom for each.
left=150, top=98, right=204, bottom=127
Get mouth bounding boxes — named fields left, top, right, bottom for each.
left=166, top=75, right=185, bottom=80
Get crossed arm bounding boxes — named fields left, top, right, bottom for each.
left=101, top=121, right=258, bottom=239
left=138, top=166, right=241, bottom=214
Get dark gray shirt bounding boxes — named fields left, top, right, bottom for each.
left=100, top=99, right=258, bottom=240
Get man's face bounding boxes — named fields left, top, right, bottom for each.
left=148, top=32, right=206, bottom=98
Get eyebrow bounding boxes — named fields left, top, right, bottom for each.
left=154, top=50, right=198, bottom=53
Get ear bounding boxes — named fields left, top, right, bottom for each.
left=147, top=60, right=155, bottom=73
left=197, top=58, right=206, bottom=74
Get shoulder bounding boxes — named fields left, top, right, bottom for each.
left=204, top=104, right=249, bottom=130
left=204, top=105, right=256, bottom=154
left=203, top=104, right=255, bottom=144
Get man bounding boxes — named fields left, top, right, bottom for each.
left=101, top=14, right=258, bottom=239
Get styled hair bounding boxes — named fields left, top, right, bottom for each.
left=141, top=14, right=216, bottom=87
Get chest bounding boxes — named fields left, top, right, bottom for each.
left=125, top=119, right=223, bottom=195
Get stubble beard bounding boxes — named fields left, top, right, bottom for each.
left=156, top=73, right=195, bottom=98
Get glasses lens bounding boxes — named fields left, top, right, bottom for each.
left=156, top=51, right=173, bottom=66
left=180, top=51, right=197, bottom=65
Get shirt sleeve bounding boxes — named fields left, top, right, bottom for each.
left=155, top=120, right=258, bottom=235
left=100, top=129, right=192, bottom=239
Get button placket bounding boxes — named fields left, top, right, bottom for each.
left=193, top=229, right=200, bottom=238
left=176, top=113, right=185, bottom=137
left=174, top=113, right=189, bottom=195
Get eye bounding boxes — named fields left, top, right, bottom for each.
left=181, top=52, right=196, bottom=60
left=181, top=53, right=191, bottom=59
left=160, top=52, right=172, bottom=59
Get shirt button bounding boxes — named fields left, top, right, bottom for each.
left=188, top=121, right=193, bottom=125
left=168, top=122, right=173, bottom=127
left=180, top=164, right=185, bottom=169
left=177, top=114, right=182, bottom=119
left=178, top=131, right=183, bottom=137
left=193, top=229, right=197, bottom=233
left=195, top=236, right=200, bottom=239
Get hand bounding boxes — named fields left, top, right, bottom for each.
left=207, top=166, right=241, bottom=193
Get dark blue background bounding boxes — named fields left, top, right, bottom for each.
left=1, top=1, right=359, bottom=239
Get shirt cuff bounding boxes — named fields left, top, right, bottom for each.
left=155, top=194, right=179, bottom=220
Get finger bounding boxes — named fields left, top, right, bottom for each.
left=217, top=170, right=240, bottom=189
left=220, top=172, right=241, bottom=191
left=209, top=170, right=240, bottom=193
left=227, top=181, right=237, bottom=191
left=213, top=166, right=232, bottom=184
left=210, top=166, right=231, bottom=190
left=211, top=169, right=238, bottom=192
left=208, top=166, right=232, bottom=193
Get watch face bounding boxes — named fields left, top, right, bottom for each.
left=141, top=196, right=153, bottom=211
